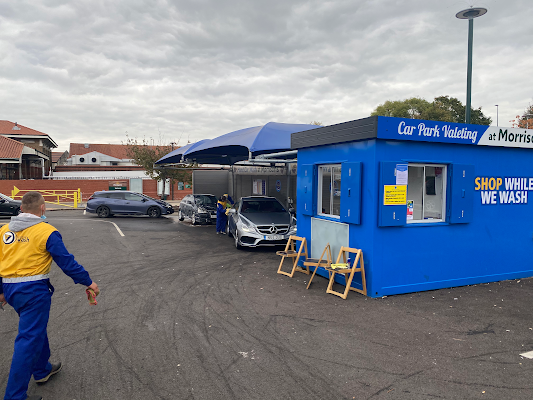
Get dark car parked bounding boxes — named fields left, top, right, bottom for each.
left=0, top=193, right=21, bottom=216
left=226, top=196, right=296, bottom=249
left=85, top=191, right=174, bottom=218
left=178, top=194, right=218, bottom=225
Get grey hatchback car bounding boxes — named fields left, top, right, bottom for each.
left=86, top=191, right=174, bottom=218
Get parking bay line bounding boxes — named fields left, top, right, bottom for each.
left=98, top=220, right=125, bottom=237
left=43, top=218, right=126, bottom=237
left=520, top=351, right=533, bottom=359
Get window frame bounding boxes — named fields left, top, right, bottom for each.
left=317, top=163, right=342, bottom=219
left=406, top=163, right=447, bottom=224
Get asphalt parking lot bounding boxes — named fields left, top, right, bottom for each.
left=1, top=210, right=533, bottom=400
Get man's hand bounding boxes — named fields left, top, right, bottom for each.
left=88, top=282, right=100, bottom=295
left=0, top=294, right=7, bottom=308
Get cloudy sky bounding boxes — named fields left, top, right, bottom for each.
left=1, top=0, right=532, bottom=152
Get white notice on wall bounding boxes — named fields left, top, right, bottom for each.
left=396, top=164, right=408, bottom=185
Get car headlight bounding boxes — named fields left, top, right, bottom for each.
left=239, top=218, right=255, bottom=232
left=198, top=207, right=207, bottom=213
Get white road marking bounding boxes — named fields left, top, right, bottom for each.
left=520, top=351, right=533, bottom=359
left=83, top=210, right=86, bottom=215
left=100, top=220, right=125, bottom=237
left=44, top=218, right=125, bottom=237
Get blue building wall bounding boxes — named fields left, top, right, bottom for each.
left=296, top=139, right=380, bottom=294
left=374, top=139, right=533, bottom=296
left=296, top=123, right=533, bottom=298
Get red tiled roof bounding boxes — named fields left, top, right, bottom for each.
left=69, top=143, right=168, bottom=159
left=69, top=143, right=133, bottom=159
left=0, top=136, right=24, bottom=160
left=52, top=151, right=65, bottom=163
left=0, top=120, right=49, bottom=136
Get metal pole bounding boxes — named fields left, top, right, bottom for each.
left=466, top=18, right=474, bottom=124
left=495, top=105, right=499, bottom=126
left=170, top=142, right=175, bottom=200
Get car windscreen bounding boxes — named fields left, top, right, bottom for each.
left=195, top=195, right=217, bottom=206
left=241, top=199, right=286, bottom=213
left=0, top=193, right=14, bottom=201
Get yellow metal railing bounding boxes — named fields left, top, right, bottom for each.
left=11, top=187, right=82, bottom=208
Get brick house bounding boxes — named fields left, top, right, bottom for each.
left=0, top=121, right=57, bottom=179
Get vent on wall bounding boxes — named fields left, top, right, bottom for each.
left=12, top=122, right=21, bottom=131
left=84, top=143, right=90, bottom=148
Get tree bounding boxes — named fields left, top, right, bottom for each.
left=125, top=137, right=192, bottom=199
left=309, top=121, right=323, bottom=126
left=371, top=96, right=492, bottom=125
left=370, top=97, right=433, bottom=120
left=511, top=104, right=533, bottom=129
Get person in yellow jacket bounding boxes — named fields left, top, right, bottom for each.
left=215, top=194, right=234, bottom=234
left=0, top=192, right=99, bottom=400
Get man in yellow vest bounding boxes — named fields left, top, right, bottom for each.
left=0, top=192, right=99, bottom=400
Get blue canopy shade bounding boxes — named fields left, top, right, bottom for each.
left=183, top=122, right=319, bottom=165
left=155, top=140, right=210, bottom=164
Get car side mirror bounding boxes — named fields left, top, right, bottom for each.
left=289, top=208, right=295, bottom=214
left=142, top=198, right=147, bottom=202
left=0, top=199, right=5, bottom=203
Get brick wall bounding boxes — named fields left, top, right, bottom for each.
left=0, top=180, right=192, bottom=201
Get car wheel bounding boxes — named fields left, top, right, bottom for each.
left=191, top=214, right=197, bottom=225
left=234, top=233, right=241, bottom=249
left=148, top=207, right=161, bottom=218
left=97, top=206, right=110, bottom=218
left=178, top=210, right=184, bottom=221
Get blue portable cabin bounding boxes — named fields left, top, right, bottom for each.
left=292, top=116, right=533, bottom=298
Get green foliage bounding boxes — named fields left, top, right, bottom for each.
left=512, top=104, right=533, bottom=129
left=371, top=96, right=492, bottom=125
left=309, top=121, right=323, bottom=126
left=125, top=137, right=192, bottom=184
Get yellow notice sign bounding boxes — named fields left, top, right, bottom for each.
left=383, top=185, right=407, bottom=205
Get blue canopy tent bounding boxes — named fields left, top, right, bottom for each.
left=182, top=122, right=319, bottom=165
left=155, top=140, right=210, bottom=164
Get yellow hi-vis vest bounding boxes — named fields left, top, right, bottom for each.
left=0, top=222, right=57, bottom=278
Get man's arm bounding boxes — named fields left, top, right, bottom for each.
left=46, top=231, right=93, bottom=287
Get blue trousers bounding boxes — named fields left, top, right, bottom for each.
left=216, top=213, right=227, bottom=233
left=2, top=280, right=54, bottom=400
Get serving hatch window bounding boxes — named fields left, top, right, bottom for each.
left=407, top=164, right=447, bottom=223
left=318, top=164, right=341, bottom=217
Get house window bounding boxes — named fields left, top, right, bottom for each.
left=318, top=164, right=341, bottom=217
left=407, top=164, right=447, bottom=223
left=92, top=157, right=97, bottom=163
left=79, top=157, right=85, bottom=163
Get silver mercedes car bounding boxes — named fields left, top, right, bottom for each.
left=226, top=196, right=297, bottom=249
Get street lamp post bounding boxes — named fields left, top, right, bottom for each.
left=170, top=142, right=176, bottom=200
left=523, top=114, right=533, bottom=129
left=495, top=105, right=499, bottom=126
left=456, top=7, right=487, bottom=124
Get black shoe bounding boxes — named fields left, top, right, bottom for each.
left=26, top=395, right=43, bottom=400
left=35, top=362, right=62, bottom=384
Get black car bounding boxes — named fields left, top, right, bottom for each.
left=178, top=194, right=218, bottom=225
left=0, top=193, right=22, bottom=216
left=85, top=191, right=174, bottom=218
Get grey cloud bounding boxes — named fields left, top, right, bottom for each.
left=0, top=0, right=531, bottom=150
